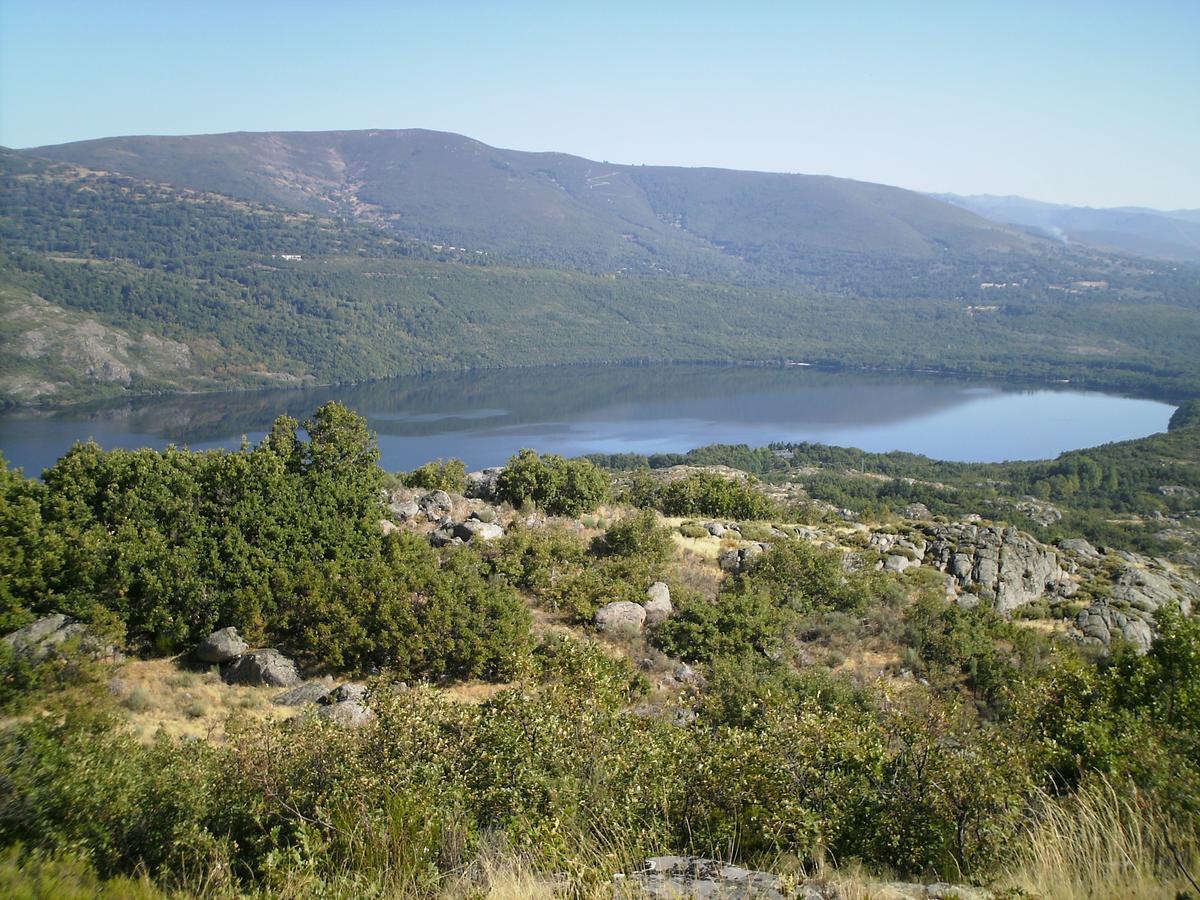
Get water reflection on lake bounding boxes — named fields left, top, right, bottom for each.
left=0, top=364, right=1176, bottom=474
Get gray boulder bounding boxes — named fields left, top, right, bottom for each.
left=418, top=490, right=453, bottom=517
left=315, top=682, right=374, bottom=727
left=453, top=519, right=505, bottom=542
left=923, top=523, right=1064, bottom=615
left=430, top=522, right=461, bottom=547
left=389, top=499, right=421, bottom=520
left=465, top=467, right=504, bottom=501
left=884, top=554, right=918, bottom=574
left=643, top=582, right=673, bottom=626
left=704, top=522, right=727, bottom=537
left=718, top=543, right=764, bottom=574
left=1060, top=537, right=1101, bottom=561
left=596, top=601, right=646, bottom=634
left=2, top=614, right=113, bottom=663
left=1076, top=603, right=1154, bottom=652
left=222, top=649, right=301, bottom=687
left=195, top=626, right=248, bottom=663
left=273, top=676, right=336, bottom=706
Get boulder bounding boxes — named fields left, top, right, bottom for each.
left=430, top=522, right=460, bottom=547
left=222, top=649, right=300, bottom=687
left=389, top=499, right=421, bottom=520
left=195, top=626, right=249, bottom=663
left=2, top=614, right=113, bottom=663
left=1076, top=603, right=1155, bottom=653
left=596, top=601, right=646, bottom=634
left=718, top=543, right=764, bottom=574
left=273, top=676, right=336, bottom=706
left=453, top=519, right=505, bottom=542
left=884, top=554, right=918, bottom=574
left=465, top=467, right=504, bottom=501
left=1060, top=537, right=1101, bottom=561
left=315, top=682, right=374, bottom=727
left=704, top=522, right=726, bottom=537
left=643, top=582, right=673, bottom=626
left=418, top=490, right=453, bottom=517
left=470, top=507, right=497, bottom=524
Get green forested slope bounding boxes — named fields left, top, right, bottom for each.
left=3, top=148, right=1200, bottom=406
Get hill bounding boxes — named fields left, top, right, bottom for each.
left=3, top=147, right=1200, bottom=406
left=936, top=193, right=1200, bottom=263
left=27, top=129, right=1036, bottom=278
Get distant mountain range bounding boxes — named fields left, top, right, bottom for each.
left=933, top=193, right=1200, bottom=263
left=26, top=129, right=1034, bottom=280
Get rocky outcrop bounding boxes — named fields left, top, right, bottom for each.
left=922, top=524, right=1065, bottom=615
left=596, top=601, right=647, bottom=634
left=222, top=649, right=300, bottom=687
left=615, top=856, right=992, bottom=899
left=418, top=490, right=453, bottom=518
left=1074, top=558, right=1197, bottom=652
left=453, top=519, right=505, bottom=542
left=273, top=676, right=337, bottom=706
left=195, top=626, right=249, bottom=663
left=2, top=614, right=116, bottom=663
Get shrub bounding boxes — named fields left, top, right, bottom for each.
left=597, top=510, right=673, bottom=564
left=678, top=523, right=710, bottom=539
left=404, top=458, right=468, bottom=493
left=652, top=472, right=777, bottom=520
left=496, top=450, right=609, bottom=516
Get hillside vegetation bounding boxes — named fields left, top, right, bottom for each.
left=2, top=407, right=1199, bottom=897
left=4, top=146, right=1200, bottom=406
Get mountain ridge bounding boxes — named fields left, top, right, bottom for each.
left=25, top=128, right=1037, bottom=278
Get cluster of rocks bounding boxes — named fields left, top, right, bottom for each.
left=595, top=582, right=674, bottom=634
left=2, top=613, right=118, bottom=663
left=719, top=543, right=767, bottom=574
left=384, top=487, right=507, bottom=547
left=921, top=523, right=1069, bottom=615
left=196, top=626, right=375, bottom=726
left=195, top=626, right=301, bottom=687
left=614, top=856, right=991, bottom=899
left=1069, top=544, right=1197, bottom=653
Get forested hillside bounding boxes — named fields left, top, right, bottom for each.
left=3, top=145, right=1200, bottom=406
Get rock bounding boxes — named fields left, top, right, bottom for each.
left=273, top=676, right=336, bottom=706
left=418, top=490, right=453, bottom=517
left=718, top=543, right=764, bottom=574
left=901, top=502, right=932, bottom=520
left=222, top=649, right=300, bottom=687
left=643, top=582, right=673, bottom=626
left=195, top=626, right=249, bottom=664
left=704, top=522, right=727, bottom=537
left=379, top=518, right=401, bottom=536
left=1015, top=497, right=1063, bottom=526
left=430, top=522, right=460, bottom=547
left=1060, top=537, right=1101, bottom=561
left=922, top=523, right=1064, bottom=615
left=316, top=699, right=375, bottom=727
left=452, top=519, right=505, bottom=542
left=327, top=682, right=368, bottom=704
left=389, top=499, right=421, bottom=520
left=618, top=857, right=790, bottom=899
left=595, top=601, right=646, bottom=634
left=2, top=614, right=114, bottom=663
left=884, top=554, right=918, bottom=574
left=465, top=467, right=504, bottom=501
left=1076, top=603, right=1154, bottom=652
left=470, top=507, right=497, bottom=524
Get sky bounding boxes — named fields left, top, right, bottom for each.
left=2, top=0, right=1198, bottom=209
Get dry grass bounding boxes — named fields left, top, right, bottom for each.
left=110, top=658, right=292, bottom=743
left=1000, top=778, right=1200, bottom=899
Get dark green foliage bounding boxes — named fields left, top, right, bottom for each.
left=625, top=471, right=777, bottom=520
left=0, top=404, right=532, bottom=679
left=495, top=449, right=608, bottom=516
left=596, top=509, right=673, bottom=564
left=656, top=542, right=870, bottom=663
left=403, top=458, right=467, bottom=494
left=1169, top=398, right=1200, bottom=431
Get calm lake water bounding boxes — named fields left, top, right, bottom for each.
left=0, top=365, right=1176, bottom=475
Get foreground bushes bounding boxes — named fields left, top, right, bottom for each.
left=0, top=405, right=533, bottom=678
left=495, top=449, right=608, bottom=515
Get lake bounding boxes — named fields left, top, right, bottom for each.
left=0, top=365, right=1176, bottom=475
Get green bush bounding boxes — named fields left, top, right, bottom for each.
left=598, top=509, right=673, bottom=564
left=403, top=458, right=468, bottom=493
left=495, top=449, right=609, bottom=516
left=647, top=472, right=777, bottom=520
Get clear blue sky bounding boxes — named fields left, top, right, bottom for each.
left=2, top=0, right=1197, bottom=208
